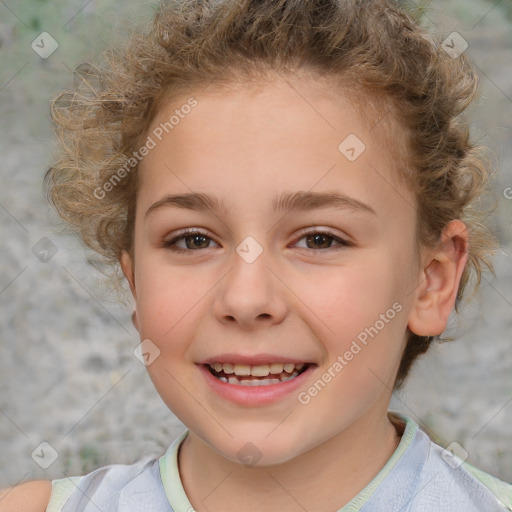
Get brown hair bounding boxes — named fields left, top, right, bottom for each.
left=45, top=0, right=497, bottom=388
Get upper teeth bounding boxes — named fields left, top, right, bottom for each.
left=209, top=362, right=305, bottom=377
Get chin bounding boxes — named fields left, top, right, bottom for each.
left=206, top=429, right=307, bottom=468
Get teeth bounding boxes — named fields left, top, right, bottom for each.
left=251, top=365, right=270, bottom=377
left=227, top=373, right=298, bottom=386
left=209, top=362, right=306, bottom=377
left=240, top=378, right=281, bottom=386
left=233, top=364, right=251, bottom=376
left=284, top=363, right=295, bottom=373
left=207, top=361, right=307, bottom=386
left=269, top=363, right=284, bottom=374
left=223, top=363, right=234, bottom=374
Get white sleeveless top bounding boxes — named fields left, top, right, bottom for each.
left=46, top=412, right=512, bottom=511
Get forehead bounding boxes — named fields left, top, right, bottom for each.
left=136, top=73, right=415, bottom=222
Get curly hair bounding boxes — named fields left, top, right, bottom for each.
left=45, top=0, right=497, bottom=388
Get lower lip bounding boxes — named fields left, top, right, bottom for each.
left=199, top=364, right=314, bottom=406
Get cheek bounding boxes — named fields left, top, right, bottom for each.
left=298, top=258, right=400, bottom=336
left=295, top=254, right=408, bottom=384
left=134, top=267, right=201, bottom=406
left=134, top=262, right=199, bottom=349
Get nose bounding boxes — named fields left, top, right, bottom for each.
left=213, top=246, right=288, bottom=331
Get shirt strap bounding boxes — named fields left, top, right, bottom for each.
left=46, top=477, right=82, bottom=512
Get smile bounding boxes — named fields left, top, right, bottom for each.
left=206, top=362, right=308, bottom=386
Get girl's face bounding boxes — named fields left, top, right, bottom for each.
left=122, top=75, right=424, bottom=465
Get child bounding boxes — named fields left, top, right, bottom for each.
left=1, top=0, right=511, bottom=510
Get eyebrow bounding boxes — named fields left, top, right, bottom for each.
left=144, top=191, right=377, bottom=219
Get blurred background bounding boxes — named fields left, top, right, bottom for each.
left=0, top=0, right=511, bottom=488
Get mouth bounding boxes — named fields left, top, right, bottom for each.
left=205, top=362, right=310, bottom=386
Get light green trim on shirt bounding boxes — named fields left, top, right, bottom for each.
left=159, top=429, right=193, bottom=512
left=157, top=413, right=417, bottom=512
left=462, top=460, right=512, bottom=511
left=48, top=414, right=512, bottom=512
left=339, top=411, right=417, bottom=511
left=46, top=477, right=82, bottom=512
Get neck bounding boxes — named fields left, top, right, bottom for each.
left=178, top=408, right=402, bottom=512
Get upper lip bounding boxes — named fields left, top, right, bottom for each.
left=198, top=354, right=314, bottom=366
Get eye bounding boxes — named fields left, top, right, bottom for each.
left=292, top=230, right=352, bottom=252
left=162, top=228, right=352, bottom=254
left=163, top=229, right=218, bottom=253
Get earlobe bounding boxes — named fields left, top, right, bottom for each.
left=407, top=220, right=469, bottom=337
left=131, top=310, right=139, bottom=331
left=120, top=250, right=137, bottom=300
left=121, top=251, right=139, bottom=332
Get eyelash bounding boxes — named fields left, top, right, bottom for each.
left=162, top=228, right=353, bottom=254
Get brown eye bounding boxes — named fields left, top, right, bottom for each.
left=182, top=234, right=211, bottom=250
left=306, top=233, right=333, bottom=249
left=163, top=230, right=218, bottom=253
left=294, top=230, right=352, bottom=252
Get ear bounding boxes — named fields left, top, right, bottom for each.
left=131, top=310, right=139, bottom=331
left=407, top=220, right=469, bottom=337
left=121, top=250, right=139, bottom=332
left=120, top=250, right=137, bottom=300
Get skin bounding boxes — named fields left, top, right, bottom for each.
left=0, top=481, right=52, bottom=511
left=120, top=73, right=468, bottom=511
left=0, top=72, right=468, bottom=511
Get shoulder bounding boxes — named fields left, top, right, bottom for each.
left=47, top=456, right=172, bottom=511
left=459, top=460, right=512, bottom=511
left=388, top=413, right=512, bottom=511
left=418, top=431, right=512, bottom=511
left=0, top=480, right=52, bottom=512
left=0, top=438, right=185, bottom=512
